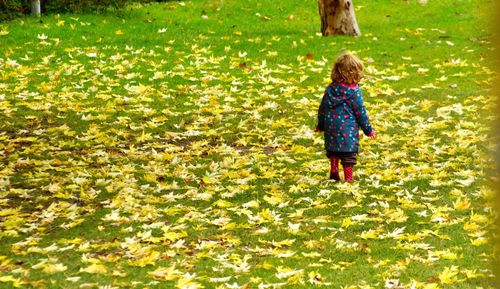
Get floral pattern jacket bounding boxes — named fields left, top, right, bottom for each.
left=316, top=82, right=373, bottom=152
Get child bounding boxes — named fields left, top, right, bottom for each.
left=316, top=51, right=375, bottom=182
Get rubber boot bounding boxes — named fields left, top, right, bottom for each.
left=344, top=166, right=354, bottom=183
left=329, top=157, right=340, bottom=181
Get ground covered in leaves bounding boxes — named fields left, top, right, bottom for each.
left=0, top=0, right=498, bottom=288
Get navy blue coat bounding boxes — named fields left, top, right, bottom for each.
left=317, top=82, right=373, bottom=152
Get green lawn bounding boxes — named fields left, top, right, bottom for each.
left=0, top=0, right=497, bottom=288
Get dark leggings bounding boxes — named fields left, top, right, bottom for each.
left=326, top=151, right=357, bottom=166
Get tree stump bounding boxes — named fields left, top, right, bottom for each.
left=31, top=0, right=41, bottom=17
left=318, top=0, right=361, bottom=36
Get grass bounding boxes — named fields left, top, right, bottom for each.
left=0, top=0, right=497, bottom=288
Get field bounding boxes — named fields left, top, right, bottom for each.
left=0, top=0, right=497, bottom=288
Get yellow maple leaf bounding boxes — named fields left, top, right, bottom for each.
left=453, top=198, right=471, bottom=210
left=42, top=263, right=68, bottom=274
left=463, top=222, right=480, bottom=233
left=264, top=194, right=284, bottom=205
left=124, top=83, right=150, bottom=95
left=438, top=266, right=458, bottom=284
left=163, top=230, right=188, bottom=242
left=176, top=274, right=204, bottom=289
left=129, top=251, right=160, bottom=267
left=32, top=259, right=67, bottom=274
left=0, top=275, right=24, bottom=287
left=80, top=263, right=108, bottom=274
left=242, top=200, right=260, bottom=208
left=213, top=199, right=232, bottom=208
left=148, top=264, right=181, bottom=281
left=341, top=217, right=352, bottom=228
left=471, top=237, right=488, bottom=246
left=360, top=228, right=381, bottom=240
left=463, top=269, right=485, bottom=279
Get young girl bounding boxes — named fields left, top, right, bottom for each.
left=316, top=51, right=375, bottom=182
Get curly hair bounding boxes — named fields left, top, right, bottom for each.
left=330, top=51, right=364, bottom=84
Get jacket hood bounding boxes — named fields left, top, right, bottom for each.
left=326, top=82, right=358, bottom=106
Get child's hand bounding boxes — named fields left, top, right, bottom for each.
left=367, top=131, right=376, bottom=140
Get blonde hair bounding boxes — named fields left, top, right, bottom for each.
left=330, top=51, right=364, bottom=84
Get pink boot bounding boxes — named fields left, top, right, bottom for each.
left=344, top=166, right=354, bottom=182
left=329, top=157, right=340, bottom=181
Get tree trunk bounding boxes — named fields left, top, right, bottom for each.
left=318, top=0, right=360, bottom=36
left=31, top=0, right=41, bottom=17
